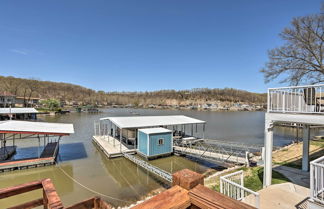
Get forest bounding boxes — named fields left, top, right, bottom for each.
left=0, top=75, right=266, bottom=107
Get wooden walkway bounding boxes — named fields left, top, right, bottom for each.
left=0, top=142, right=59, bottom=172
left=92, top=135, right=136, bottom=158
left=174, top=146, right=247, bottom=164
left=0, top=146, right=16, bottom=161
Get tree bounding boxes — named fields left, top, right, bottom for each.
left=261, top=4, right=324, bottom=85
left=41, top=99, right=60, bottom=111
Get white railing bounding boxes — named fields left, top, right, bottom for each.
left=310, top=156, right=324, bottom=205
left=220, top=170, right=260, bottom=208
left=268, top=84, right=324, bottom=114
left=94, top=121, right=109, bottom=136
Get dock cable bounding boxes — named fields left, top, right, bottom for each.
left=57, top=165, right=132, bottom=203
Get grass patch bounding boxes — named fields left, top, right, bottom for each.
left=210, top=167, right=290, bottom=192
left=243, top=167, right=290, bottom=191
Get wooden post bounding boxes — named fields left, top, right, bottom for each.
left=172, top=169, right=204, bottom=190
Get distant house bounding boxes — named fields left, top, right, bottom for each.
left=15, top=96, right=40, bottom=107
left=0, top=92, right=16, bottom=107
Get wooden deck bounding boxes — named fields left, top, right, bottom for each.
left=0, top=142, right=59, bottom=172
left=0, top=146, right=16, bottom=161
left=92, top=135, right=136, bottom=158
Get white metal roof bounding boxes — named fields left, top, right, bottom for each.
left=139, top=127, right=172, bottom=135
left=0, top=108, right=38, bottom=114
left=100, top=115, right=205, bottom=129
left=0, top=120, right=74, bottom=135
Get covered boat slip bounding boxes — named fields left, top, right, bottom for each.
left=0, top=120, right=74, bottom=172
left=94, top=115, right=206, bottom=158
left=0, top=108, right=39, bottom=120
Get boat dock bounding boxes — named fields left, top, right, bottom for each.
left=0, top=142, right=59, bottom=172
left=92, top=135, right=136, bottom=158
left=0, top=120, right=74, bottom=173
left=0, top=146, right=16, bottom=161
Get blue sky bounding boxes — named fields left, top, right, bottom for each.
left=0, top=0, right=322, bottom=93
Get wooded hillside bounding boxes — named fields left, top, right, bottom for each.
left=0, top=75, right=266, bottom=106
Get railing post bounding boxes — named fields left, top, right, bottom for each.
left=256, top=194, right=260, bottom=209
left=240, top=171, right=244, bottom=199
left=310, top=162, right=314, bottom=201
left=43, top=189, right=48, bottom=209
left=220, top=178, right=223, bottom=194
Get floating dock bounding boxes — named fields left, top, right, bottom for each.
left=0, top=120, right=74, bottom=173
left=0, top=142, right=59, bottom=172
left=0, top=146, right=16, bottom=161
left=92, top=135, right=136, bottom=158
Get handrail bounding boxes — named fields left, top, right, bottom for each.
left=268, top=84, right=324, bottom=114
left=268, top=83, right=324, bottom=90
left=310, top=156, right=324, bottom=205
left=220, top=170, right=260, bottom=208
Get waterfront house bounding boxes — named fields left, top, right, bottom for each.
left=138, top=128, right=173, bottom=159
left=15, top=96, right=40, bottom=107
left=0, top=92, right=15, bottom=107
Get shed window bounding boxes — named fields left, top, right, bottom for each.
left=158, top=138, right=164, bottom=145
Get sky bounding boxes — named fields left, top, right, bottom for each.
left=0, top=0, right=322, bottom=93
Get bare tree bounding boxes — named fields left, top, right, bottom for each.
left=261, top=4, right=324, bottom=85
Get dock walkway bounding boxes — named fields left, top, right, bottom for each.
left=123, top=153, right=172, bottom=182
left=174, top=146, right=247, bottom=164
left=92, top=135, right=136, bottom=158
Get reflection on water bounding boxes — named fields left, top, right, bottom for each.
left=0, top=109, right=323, bottom=208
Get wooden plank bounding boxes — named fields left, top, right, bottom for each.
left=7, top=198, right=43, bottom=209
left=132, top=185, right=191, bottom=209
left=0, top=180, right=43, bottom=199
left=189, top=184, right=256, bottom=209
left=41, top=178, right=64, bottom=209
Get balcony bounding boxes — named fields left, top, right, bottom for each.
left=268, top=84, right=324, bottom=114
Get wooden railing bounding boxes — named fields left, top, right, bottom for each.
left=0, top=179, right=112, bottom=209
left=0, top=169, right=256, bottom=209
left=0, top=179, right=64, bottom=209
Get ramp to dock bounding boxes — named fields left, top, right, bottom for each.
left=173, top=142, right=247, bottom=164
left=123, top=153, right=173, bottom=183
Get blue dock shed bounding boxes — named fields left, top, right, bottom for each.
left=138, top=128, right=173, bottom=159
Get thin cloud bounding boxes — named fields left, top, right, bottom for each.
left=10, top=49, right=28, bottom=55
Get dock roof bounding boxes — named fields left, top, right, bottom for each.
left=100, top=115, right=205, bottom=129
left=139, top=127, right=172, bottom=134
left=0, top=108, right=38, bottom=114
left=0, top=120, right=74, bottom=135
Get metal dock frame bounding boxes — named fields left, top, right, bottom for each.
left=123, top=153, right=173, bottom=183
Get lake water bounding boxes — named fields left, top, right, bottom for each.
left=0, top=109, right=323, bottom=208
